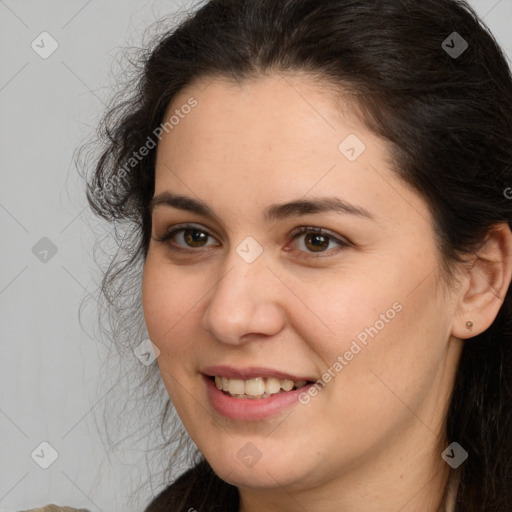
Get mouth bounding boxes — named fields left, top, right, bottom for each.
left=203, top=373, right=317, bottom=420
left=207, top=375, right=314, bottom=399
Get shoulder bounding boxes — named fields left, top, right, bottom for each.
left=20, top=507, right=90, bottom=512
left=143, top=458, right=239, bottom=512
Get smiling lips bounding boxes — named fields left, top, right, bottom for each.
left=202, top=365, right=316, bottom=400
left=203, top=374, right=316, bottom=421
left=214, top=375, right=309, bottom=399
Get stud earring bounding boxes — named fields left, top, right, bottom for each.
left=466, top=320, right=473, bottom=329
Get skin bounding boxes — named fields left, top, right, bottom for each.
left=141, top=73, right=512, bottom=512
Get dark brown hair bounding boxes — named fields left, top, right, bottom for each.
left=82, top=0, right=512, bottom=510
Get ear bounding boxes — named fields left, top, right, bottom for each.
left=452, top=222, right=512, bottom=340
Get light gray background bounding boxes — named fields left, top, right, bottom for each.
left=1, top=1, right=512, bottom=511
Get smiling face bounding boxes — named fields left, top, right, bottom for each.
left=142, top=73, right=464, bottom=509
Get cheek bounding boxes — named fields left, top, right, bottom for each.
left=296, top=260, right=446, bottom=404
left=141, top=257, right=202, bottom=407
left=289, top=271, right=400, bottom=359
left=142, top=259, right=169, bottom=343
left=141, top=256, right=198, bottom=356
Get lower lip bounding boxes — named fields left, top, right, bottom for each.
left=203, top=374, right=314, bottom=421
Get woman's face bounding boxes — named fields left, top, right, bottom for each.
left=142, top=74, right=463, bottom=506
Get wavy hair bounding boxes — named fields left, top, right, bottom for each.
left=80, top=0, right=512, bottom=510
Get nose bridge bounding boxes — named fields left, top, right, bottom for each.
left=202, top=241, right=284, bottom=344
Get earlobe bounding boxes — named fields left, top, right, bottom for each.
left=452, top=223, right=512, bottom=340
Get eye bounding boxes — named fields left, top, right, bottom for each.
left=154, top=223, right=351, bottom=258
left=154, top=223, right=219, bottom=251
left=288, top=226, right=350, bottom=258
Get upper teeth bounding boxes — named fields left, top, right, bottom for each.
left=214, top=376, right=308, bottom=397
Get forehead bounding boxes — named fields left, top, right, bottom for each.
left=160, top=72, right=357, bottom=154
left=156, top=74, right=362, bottom=184
left=153, top=73, right=432, bottom=231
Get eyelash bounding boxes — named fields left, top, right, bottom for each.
left=154, top=223, right=351, bottom=259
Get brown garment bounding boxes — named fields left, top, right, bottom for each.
left=20, top=506, right=90, bottom=512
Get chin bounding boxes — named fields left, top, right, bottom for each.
left=205, top=447, right=313, bottom=490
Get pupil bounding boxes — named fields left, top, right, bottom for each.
left=185, top=229, right=207, bottom=247
left=307, top=233, right=328, bottom=252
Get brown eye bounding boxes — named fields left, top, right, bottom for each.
left=155, top=224, right=219, bottom=250
left=183, top=228, right=209, bottom=247
left=290, top=226, right=350, bottom=258
left=303, top=233, right=330, bottom=252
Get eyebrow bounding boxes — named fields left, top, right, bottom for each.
left=148, top=191, right=376, bottom=223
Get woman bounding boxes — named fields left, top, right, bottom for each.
left=84, top=0, right=512, bottom=510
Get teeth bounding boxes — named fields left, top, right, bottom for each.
left=245, top=378, right=266, bottom=396
left=281, top=379, right=294, bottom=391
left=266, top=377, right=281, bottom=394
left=228, top=378, right=245, bottom=395
left=213, top=376, right=309, bottom=398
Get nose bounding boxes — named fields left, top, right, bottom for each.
left=201, top=248, right=286, bottom=345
